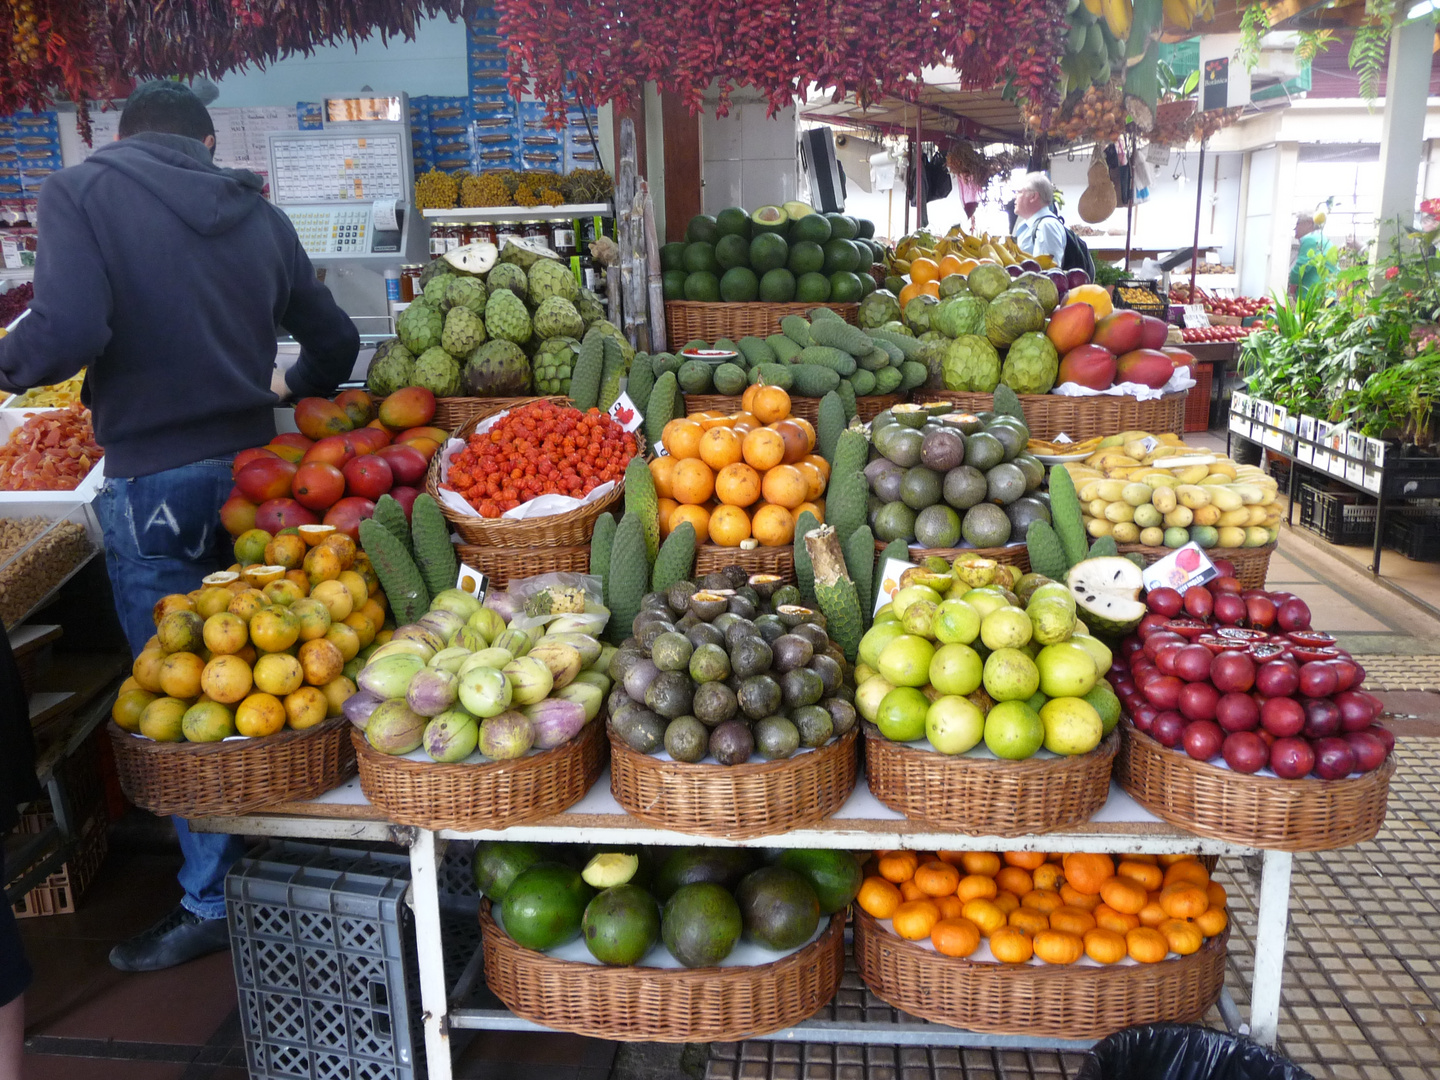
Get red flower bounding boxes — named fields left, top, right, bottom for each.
left=1385, top=266, right=1401, bottom=280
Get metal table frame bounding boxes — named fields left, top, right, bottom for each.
left=195, top=775, right=1293, bottom=1079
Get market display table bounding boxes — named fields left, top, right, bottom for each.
left=192, top=773, right=1292, bottom=1079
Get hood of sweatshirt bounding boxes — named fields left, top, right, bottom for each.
left=87, top=131, right=265, bottom=237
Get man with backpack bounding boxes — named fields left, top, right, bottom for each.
left=1011, top=172, right=1095, bottom=278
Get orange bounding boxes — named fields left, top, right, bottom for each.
left=1032, top=863, right=1064, bottom=891
left=750, top=384, right=791, bottom=425
left=1093, top=903, right=1140, bottom=935
left=1009, top=907, right=1050, bottom=935
left=1206, top=881, right=1228, bottom=910
left=794, top=500, right=825, bottom=524
left=1060, top=884, right=1102, bottom=912
left=992, top=891, right=1020, bottom=916
left=1049, top=905, right=1097, bottom=936
left=698, top=427, right=743, bottom=470
left=858, top=877, right=903, bottom=919
left=960, top=852, right=1001, bottom=877
left=761, top=465, right=808, bottom=510
left=802, top=453, right=831, bottom=484
left=1021, top=889, right=1064, bottom=915
left=892, top=900, right=941, bottom=941
left=714, top=462, right=762, bottom=507
left=1061, top=853, right=1115, bottom=895
left=1126, top=926, right=1169, bottom=963
left=742, top=428, right=786, bottom=471
left=1137, top=901, right=1169, bottom=929
left=751, top=503, right=795, bottom=547
left=1004, top=851, right=1046, bottom=871
left=649, top=456, right=677, bottom=499
left=671, top=458, right=715, bottom=505
left=931, top=917, right=981, bottom=958
left=235, top=691, right=287, bottom=737
left=656, top=497, right=679, bottom=539
left=960, top=898, right=1007, bottom=937
left=1162, top=859, right=1210, bottom=889
left=995, top=866, right=1034, bottom=898
left=909, top=256, right=940, bottom=285
left=955, top=258, right=978, bottom=275
left=1194, top=906, right=1228, bottom=937
left=988, top=926, right=1034, bottom=964
left=897, top=879, right=926, bottom=902
left=668, top=503, right=711, bottom=544
left=937, top=254, right=964, bottom=278
left=771, top=419, right=810, bottom=464
left=1159, top=919, right=1204, bottom=956
left=1159, top=882, right=1208, bottom=920
left=897, top=281, right=925, bottom=308
left=934, top=895, right=965, bottom=921
left=1125, top=853, right=1160, bottom=866
left=956, top=874, right=998, bottom=902
left=914, top=860, right=961, bottom=897
left=1033, top=929, right=1084, bottom=965
left=878, top=851, right=919, bottom=884
left=1099, top=875, right=1149, bottom=916
left=794, top=461, right=827, bottom=502
left=1083, top=927, right=1128, bottom=965
left=1157, top=854, right=1192, bottom=867
left=789, top=416, right=816, bottom=451
left=1115, top=860, right=1163, bottom=891
left=707, top=505, right=751, bottom=547
left=661, top=418, right=704, bottom=459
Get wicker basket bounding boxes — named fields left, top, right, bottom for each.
left=607, top=724, right=858, bottom=839
left=693, top=544, right=795, bottom=582
left=351, top=716, right=606, bottom=831
left=919, top=391, right=1187, bottom=441
left=479, top=901, right=845, bottom=1042
left=853, top=907, right=1227, bottom=1039
left=425, top=396, right=631, bottom=547
left=856, top=394, right=905, bottom=422
left=862, top=724, right=1118, bottom=835
left=1115, top=723, right=1397, bottom=851
left=434, top=396, right=569, bottom=432
left=1117, top=542, right=1274, bottom=590
left=665, top=301, right=858, bottom=351
left=872, top=541, right=1030, bottom=574
left=683, top=394, right=744, bottom=417
left=107, top=716, right=355, bottom=818
left=454, top=543, right=592, bottom=590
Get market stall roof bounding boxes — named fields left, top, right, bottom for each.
left=799, top=68, right=1026, bottom=144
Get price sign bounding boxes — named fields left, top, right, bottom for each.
left=1184, top=304, right=1210, bottom=328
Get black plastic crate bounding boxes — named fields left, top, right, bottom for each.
left=1385, top=510, right=1440, bottom=561
left=1300, top=486, right=1378, bottom=547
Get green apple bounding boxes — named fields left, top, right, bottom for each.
left=1039, top=697, right=1103, bottom=755
left=929, top=643, right=983, bottom=697
left=926, top=695, right=985, bottom=755
left=983, top=700, right=1045, bottom=760
left=876, top=686, right=929, bottom=742
left=1036, top=641, right=1098, bottom=698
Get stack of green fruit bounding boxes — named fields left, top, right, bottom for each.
left=475, top=841, right=863, bottom=968
left=661, top=204, right=885, bottom=305
left=854, top=559, right=1121, bottom=760
left=865, top=391, right=1051, bottom=550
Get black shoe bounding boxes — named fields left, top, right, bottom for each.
left=109, top=904, right=231, bottom=972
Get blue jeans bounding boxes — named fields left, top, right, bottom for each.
left=94, top=458, right=247, bottom=920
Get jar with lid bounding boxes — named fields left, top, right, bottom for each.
left=471, top=221, right=498, bottom=245
left=522, top=219, right=548, bottom=241
left=551, top=219, right=577, bottom=258
left=399, top=264, right=423, bottom=302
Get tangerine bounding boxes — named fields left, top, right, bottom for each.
left=1159, top=918, right=1204, bottom=956
left=914, top=860, right=961, bottom=897
left=1126, top=926, right=1170, bottom=963
left=1004, top=851, right=1046, bottom=871
left=1159, top=882, right=1209, bottom=920
left=751, top=503, right=795, bottom=547
left=1099, top=875, right=1148, bottom=916
left=671, top=458, right=715, bottom=505
left=1115, top=860, right=1163, bottom=891
left=1009, top=907, right=1050, bottom=935
left=1033, top=929, right=1084, bottom=965
left=1093, top=903, right=1141, bottom=935
left=1049, top=906, right=1097, bottom=936
left=892, top=900, right=941, bottom=940
left=909, top=256, right=940, bottom=285
left=1162, top=859, right=1210, bottom=889
left=1137, top=901, right=1169, bottom=929
left=708, top=505, right=751, bottom=547
left=899, top=879, right=928, bottom=902
left=959, top=852, right=1001, bottom=877
left=715, top=462, right=762, bottom=507
left=857, top=876, right=902, bottom=919
left=1194, top=906, right=1228, bottom=937
left=1060, top=884, right=1102, bottom=912
left=995, top=866, right=1034, bottom=897
left=877, top=851, right=919, bottom=883
left=988, top=927, right=1034, bottom=964
left=1061, top=852, right=1115, bottom=895
left=934, top=895, right=965, bottom=921
left=960, top=898, right=1006, bottom=936
left=992, top=891, right=1020, bottom=916
left=957, top=874, right=998, bottom=902
left=1032, top=863, right=1064, bottom=891
left=1021, top=889, right=1064, bottom=914
left=1207, top=881, right=1228, bottom=910
left=1083, top=927, right=1128, bottom=965
left=931, top=918, right=981, bottom=958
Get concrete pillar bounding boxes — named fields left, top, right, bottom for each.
left=1374, top=13, right=1437, bottom=256
left=1267, top=142, right=1300, bottom=298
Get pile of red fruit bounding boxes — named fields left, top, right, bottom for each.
left=1180, top=326, right=1256, bottom=344
left=1169, top=284, right=1271, bottom=319
left=1107, top=569, right=1392, bottom=782
left=221, top=387, right=449, bottom=540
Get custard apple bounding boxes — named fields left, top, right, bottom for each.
left=463, top=339, right=531, bottom=396
left=486, top=262, right=529, bottom=298
left=533, top=336, right=580, bottom=395
left=485, top=289, right=532, bottom=345
left=528, top=259, right=580, bottom=306
left=577, top=289, right=606, bottom=327
left=1012, top=271, right=1059, bottom=314
left=365, top=339, right=415, bottom=397
left=858, top=289, right=901, bottom=329
left=1000, top=332, right=1059, bottom=395
left=423, top=272, right=457, bottom=309
left=444, top=276, right=487, bottom=317
left=441, top=307, right=486, bottom=357
left=903, top=295, right=939, bottom=334
left=396, top=301, right=443, bottom=354
left=941, top=334, right=1001, bottom=393
left=933, top=294, right=987, bottom=339
left=533, top=296, right=584, bottom=340
left=985, top=289, right=1046, bottom=349
left=414, top=346, right=462, bottom=397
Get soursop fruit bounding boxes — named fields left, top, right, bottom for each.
left=423, top=272, right=458, bottom=309
left=858, top=289, right=901, bottom=329
left=366, top=339, right=415, bottom=397
left=463, top=339, right=531, bottom=396
left=533, top=337, right=580, bottom=395
left=396, top=301, right=443, bottom=354
left=1067, top=556, right=1146, bottom=636
left=444, top=276, right=487, bottom=317
left=985, top=289, right=1046, bottom=349
left=533, top=296, right=584, bottom=340
left=485, top=289, right=532, bottom=345
left=528, top=259, right=580, bottom=306
left=441, top=307, right=487, bottom=357
left=442, top=241, right=499, bottom=276
left=587, top=319, right=634, bottom=367
left=413, top=346, right=462, bottom=397
left=1000, top=332, right=1059, bottom=395
left=486, top=262, right=529, bottom=297
left=933, top=294, right=988, bottom=339
left=941, top=334, right=1001, bottom=393
left=576, top=289, right=606, bottom=328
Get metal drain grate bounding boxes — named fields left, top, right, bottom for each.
left=1356, top=654, right=1440, bottom=693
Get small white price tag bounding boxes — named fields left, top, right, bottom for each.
left=1053, top=432, right=1074, bottom=444
left=1141, top=543, right=1217, bottom=595
left=607, top=391, right=643, bottom=433
left=652, top=441, right=669, bottom=457
left=1138, top=435, right=1161, bottom=455
left=455, top=564, right=489, bottom=601
left=1184, top=304, right=1210, bottom=328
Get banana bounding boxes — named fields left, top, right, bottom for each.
left=1082, top=0, right=1105, bottom=13
left=1102, top=0, right=1133, bottom=41
left=1164, top=0, right=1193, bottom=29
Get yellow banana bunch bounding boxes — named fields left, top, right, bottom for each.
left=1082, top=0, right=1104, bottom=13
left=1102, top=0, right=1133, bottom=39
left=1163, top=0, right=1192, bottom=30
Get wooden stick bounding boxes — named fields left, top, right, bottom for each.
left=616, top=119, right=649, bottom=352
left=641, top=179, right=667, bottom=354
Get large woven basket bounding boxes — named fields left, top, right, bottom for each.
left=424, top=396, right=633, bottom=547
left=683, top=394, right=744, bottom=417
left=856, top=394, right=905, bottom=422
left=607, top=724, right=858, bottom=839
left=1115, top=722, right=1396, bottom=851
left=479, top=901, right=845, bottom=1042
left=351, top=716, right=606, bottom=831
left=1118, top=542, right=1274, bottom=590
left=853, top=907, right=1227, bottom=1039
left=862, top=724, right=1118, bottom=836
left=454, top=543, right=592, bottom=590
left=693, top=544, right=795, bottom=582
left=108, top=716, right=355, bottom=818
left=434, top=395, right=569, bottom=432
left=665, top=301, right=859, bottom=351
left=919, top=391, right=1187, bottom=441
left=873, top=541, right=1030, bottom=574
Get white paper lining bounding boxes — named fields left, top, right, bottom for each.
left=1050, top=368, right=1196, bottom=402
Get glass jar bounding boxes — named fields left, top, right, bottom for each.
left=399, top=264, right=423, bottom=302
left=471, top=221, right=498, bottom=245
left=522, top=219, right=548, bottom=240
left=428, top=223, right=450, bottom=258
left=551, top=219, right=577, bottom=258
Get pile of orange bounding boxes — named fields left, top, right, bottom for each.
left=856, top=850, right=1227, bottom=966
left=648, top=384, right=830, bottom=549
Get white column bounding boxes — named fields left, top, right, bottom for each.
left=1374, top=13, right=1438, bottom=255
left=1266, top=143, right=1300, bottom=298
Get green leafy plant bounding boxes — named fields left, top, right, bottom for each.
left=1092, top=261, right=1127, bottom=288
left=1349, top=22, right=1388, bottom=103
left=1237, top=6, right=1271, bottom=71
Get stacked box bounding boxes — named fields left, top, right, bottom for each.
left=565, top=104, right=602, bottom=173
left=518, top=101, right=563, bottom=175
left=410, top=96, right=474, bottom=176
left=0, top=111, right=59, bottom=197
left=466, top=5, right=521, bottom=171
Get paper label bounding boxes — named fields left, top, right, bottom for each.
left=456, top=564, right=489, bottom=601
left=652, top=441, right=668, bottom=457
left=608, top=391, right=643, bottom=433
left=1053, top=432, right=1074, bottom=445
left=1138, top=435, right=1160, bottom=455
left=874, top=556, right=918, bottom=616
left=1184, top=304, right=1210, bottom=328
left=1141, top=543, right=1218, bottom=595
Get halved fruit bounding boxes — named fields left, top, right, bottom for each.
left=201, top=571, right=240, bottom=587
left=297, top=523, right=338, bottom=546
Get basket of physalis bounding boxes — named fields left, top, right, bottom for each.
left=4, top=371, right=86, bottom=410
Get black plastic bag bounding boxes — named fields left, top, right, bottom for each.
left=1076, top=1024, right=1315, bottom=1080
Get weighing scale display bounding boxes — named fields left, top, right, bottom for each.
left=269, top=131, right=405, bottom=205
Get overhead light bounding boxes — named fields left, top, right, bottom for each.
left=1407, top=0, right=1435, bottom=18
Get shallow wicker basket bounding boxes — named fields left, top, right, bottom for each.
left=479, top=900, right=845, bottom=1042
left=665, top=301, right=859, bottom=351
left=920, top=391, right=1187, bottom=441
left=108, top=716, right=355, bottom=818
left=862, top=724, right=1118, bottom=836
left=872, top=541, right=1030, bottom=574
left=608, top=724, right=858, bottom=839
left=351, top=716, right=606, bottom=831
left=1118, top=543, right=1274, bottom=590
left=692, top=543, right=795, bottom=582
left=683, top=394, right=744, bottom=417
left=856, top=394, right=905, bottom=422
left=425, top=396, right=632, bottom=547
left=434, top=395, right=568, bottom=432
left=454, top=543, right=592, bottom=591
left=1115, top=722, right=1397, bottom=851
left=853, top=907, right=1227, bottom=1039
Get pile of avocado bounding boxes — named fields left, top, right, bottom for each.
left=476, top=841, right=863, bottom=967
left=662, top=204, right=885, bottom=305
left=608, top=567, right=858, bottom=765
